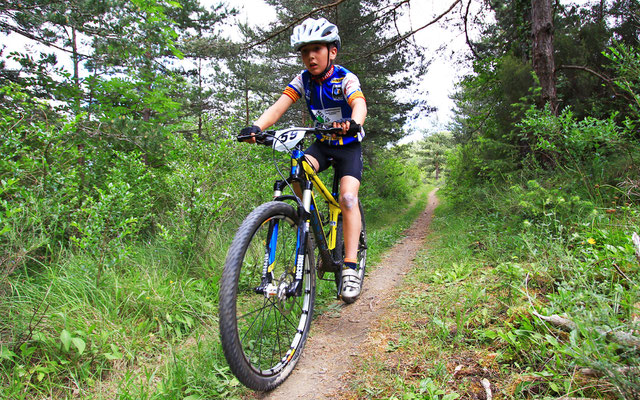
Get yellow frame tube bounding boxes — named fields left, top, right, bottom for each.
left=302, top=161, right=341, bottom=250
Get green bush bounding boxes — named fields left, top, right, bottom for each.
left=361, top=148, right=422, bottom=212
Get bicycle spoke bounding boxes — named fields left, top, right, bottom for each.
left=219, top=202, right=316, bottom=389
left=237, top=300, right=272, bottom=322
left=280, top=303, right=302, bottom=331
left=239, top=297, right=270, bottom=352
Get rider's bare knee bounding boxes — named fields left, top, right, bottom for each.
left=340, top=193, right=358, bottom=211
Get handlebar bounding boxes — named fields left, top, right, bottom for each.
left=237, top=123, right=361, bottom=145
left=237, top=132, right=274, bottom=145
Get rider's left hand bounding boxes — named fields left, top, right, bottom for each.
left=331, top=118, right=355, bottom=138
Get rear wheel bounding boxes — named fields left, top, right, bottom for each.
left=333, top=201, right=367, bottom=303
left=219, top=201, right=316, bottom=391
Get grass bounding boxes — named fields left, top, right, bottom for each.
left=0, top=178, right=433, bottom=399
left=0, top=239, right=227, bottom=399
left=365, top=183, right=434, bottom=264
left=340, top=180, right=640, bottom=399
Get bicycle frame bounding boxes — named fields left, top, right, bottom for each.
left=221, top=126, right=366, bottom=390
left=257, top=136, right=343, bottom=299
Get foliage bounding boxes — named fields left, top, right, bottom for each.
left=605, top=42, right=640, bottom=119
left=238, top=0, right=429, bottom=145
left=0, top=81, right=425, bottom=397
left=3, top=0, right=640, bottom=397
left=430, top=4, right=640, bottom=396
left=417, top=131, right=455, bottom=180
left=450, top=1, right=640, bottom=186
left=344, top=171, right=640, bottom=398
left=430, top=102, right=640, bottom=397
left=360, top=146, right=423, bottom=213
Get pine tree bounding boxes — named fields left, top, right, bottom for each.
left=235, top=0, right=431, bottom=146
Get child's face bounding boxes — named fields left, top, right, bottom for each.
left=300, top=43, right=337, bottom=75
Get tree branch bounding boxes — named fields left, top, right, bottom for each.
left=558, top=64, right=613, bottom=83
left=243, top=0, right=349, bottom=50
left=346, top=0, right=462, bottom=63
left=0, top=20, right=91, bottom=58
left=463, top=0, right=480, bottom=59
left=558, top=64, right=633, bottom=102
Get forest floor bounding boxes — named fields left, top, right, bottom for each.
left=250, top=188, right=441, bottom=400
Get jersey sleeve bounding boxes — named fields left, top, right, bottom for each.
left=343, top=72, right=365, bottom=105
left=283, top=73, right=304, bottom=102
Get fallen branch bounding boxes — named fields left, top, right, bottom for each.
left=531, top=311, right=576, bottom=331
left=612, top=263, right=634, bottom=284
left=579, top=366, right=640, bottom=377
left=481, top=378, right=492, bottom=400
left=531, top=311, right=640, bottom=348
left=606, top=330, right=640, bottom=348
left=633, top=232, right=640, bottom=264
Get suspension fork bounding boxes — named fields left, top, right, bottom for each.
left=253, top=180, right=296, bottom=296
left=254, top=216, right=279, bottom=296
left=288, top=180, right=313, bottom=297
left=256, top=180, right=312, bottom=298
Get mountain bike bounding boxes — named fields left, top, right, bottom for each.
left=218, top=125, right=367, bottom=391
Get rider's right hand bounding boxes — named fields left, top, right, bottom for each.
left=238, top=125, right=262, bottom=144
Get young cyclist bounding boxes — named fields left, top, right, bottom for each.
left=239, top=17, right=367, bottom=302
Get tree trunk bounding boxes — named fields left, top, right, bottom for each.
left=71, top=27, right=80, bottom=112
left=197, top=58, right=203, bottom=139
left=71, top=26, right=85, bottom=200
left=531, top=0, right=558, bottom=114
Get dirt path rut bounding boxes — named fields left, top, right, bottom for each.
left=255, top=189, right=439, bottom=400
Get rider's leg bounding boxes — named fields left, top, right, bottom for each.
left=339, top=175, right=361, bottom=263
left=340, top=175, right=362, bottom=301
left=303, top=154, right=320, bottom=172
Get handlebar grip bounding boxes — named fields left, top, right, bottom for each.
left=336, top=122, right=362, bottom=136
left=237, top=133, right=273, bottom=146
left=347, top=123, right=361, bottom=134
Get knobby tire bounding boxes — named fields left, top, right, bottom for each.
left=219, top=201, right=316, bottom=391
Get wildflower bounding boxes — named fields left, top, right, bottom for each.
left=587, top=238, right=596, bottom=245
left=146, top=296, right=150, bottom=300
left=170, top=280, right=174, bottom=284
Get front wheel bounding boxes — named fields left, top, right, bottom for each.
left=219, top=201, right=316, bottom=391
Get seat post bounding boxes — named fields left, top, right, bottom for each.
left=330, top=159, right=339, bottom=198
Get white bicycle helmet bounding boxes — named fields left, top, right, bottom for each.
left=290, top=17, right=341, bottom=51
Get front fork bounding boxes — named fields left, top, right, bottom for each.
left=255, top=180, right=312, bottom=299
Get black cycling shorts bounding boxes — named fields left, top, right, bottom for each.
left=304, top=140, right=363, bottom=182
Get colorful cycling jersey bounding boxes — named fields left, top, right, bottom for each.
left=283, top=65, right=366, bottom=146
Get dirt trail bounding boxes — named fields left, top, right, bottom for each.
left=255, top=188, right=439, bottom=400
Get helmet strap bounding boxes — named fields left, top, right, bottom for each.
left=312, top=43, right=335, bottom=80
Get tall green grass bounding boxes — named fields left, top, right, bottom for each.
left=345, top=176, right=640, bottom=399
left=0, top=147, right=429, bottom=399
